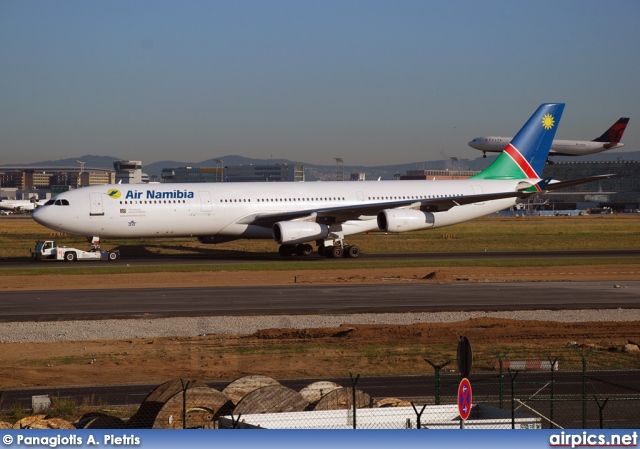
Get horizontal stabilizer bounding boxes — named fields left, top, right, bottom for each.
left=541, top=174, right=615, bottom=192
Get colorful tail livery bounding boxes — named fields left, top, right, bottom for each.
left=471, top=103, right=564, bottom=181
left=593, top=117, right=629, bottom=147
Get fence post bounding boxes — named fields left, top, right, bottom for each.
left=548, top=356, right=558, bottom=429
left=349, top=372, right=360, bottom=429
left=411, top=403, right=427, bottom=429
left=571, top=346, right=593, bottom=429
left=493, top=350, right=509, bottom=409
left=230, top=413, right=243, bottom=429
left=180, top=378, right=187, bottom=429
left=508, top=368, right=519, bottom=429
left=594, top=396, right=609, bottom=429
left=424, top=358, right=451, bottom=405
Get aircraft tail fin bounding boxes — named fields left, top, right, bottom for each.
left=592, top=117, right=629, bottom=144
left=471, top=103, right=565, bottom=180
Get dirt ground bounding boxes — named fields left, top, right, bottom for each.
left=1, top=265, right=640, bottom=389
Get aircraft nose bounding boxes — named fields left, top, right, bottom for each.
left=32, top=206, right=44, bottom=224
left=32, top=206, right=50, bottom=226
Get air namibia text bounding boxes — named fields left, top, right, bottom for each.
left=125, top=190, right=195, bottom=200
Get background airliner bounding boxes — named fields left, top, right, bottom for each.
left=33, top=103, right=610, bottom=259
left=468, top=117, right=629, bottom=158
left=0, top=198, right=45, bottom=213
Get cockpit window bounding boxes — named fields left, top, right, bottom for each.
left=45, top=200, right=55, bottom=206
left=53, top=199, right=70, bottom=206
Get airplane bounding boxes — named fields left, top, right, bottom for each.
left=33, top=103, right=612, bottom=259
left=468, top=117, right=629, bottom=158
left=0, top=198, right=46, bottom=213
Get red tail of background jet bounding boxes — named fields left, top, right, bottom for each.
left=593, top=117, right=629, bottom=147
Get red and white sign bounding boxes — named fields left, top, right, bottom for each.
left=458, top=378, right=472, bottom=420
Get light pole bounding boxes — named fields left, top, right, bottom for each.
left=75, top=160, right=85, bottom=188
left=214, top=159, right=223, bottom=182
left=335, top=158, right=344, bottom=181
left=450, top=156, right=459, bottom=173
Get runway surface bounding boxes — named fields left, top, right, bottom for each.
left=1, top=281, right=639, bottom=322
left=2, top=248, right=640, bottom=268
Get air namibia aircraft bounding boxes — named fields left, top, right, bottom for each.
left=33, top=103, right=610, bottom=258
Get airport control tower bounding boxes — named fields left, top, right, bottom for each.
left=113, top=160, right=143, bottom=184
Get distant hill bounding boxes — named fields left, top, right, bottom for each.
left=5, top=155, right=123, bottom=170
left=13, top=150, right=640, bottom=181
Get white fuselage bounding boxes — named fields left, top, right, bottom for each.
left=468, top=136, right=624, bottom=156
left=32, top=179, right=524, bottom=242
left=0, top=199, right=45, bottom=212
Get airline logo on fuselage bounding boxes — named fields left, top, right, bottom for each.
left=108, top=189, right=121, bottom=199
left=122, top=189, right=195, bottom=200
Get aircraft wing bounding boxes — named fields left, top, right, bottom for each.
left=240, top=174, right=615, bottom=228
left=240, top=186, right=539, bottom=228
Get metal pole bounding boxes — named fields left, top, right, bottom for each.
left=548, top=356, right=558, bottom=428
left=180, top=378, right=187, bottom=429
left=349, top=372, right=360, bottom=429
left=570, top=346, right=593, bottom=429
left=582, top=354, right=587, bottom=429
left=499, top=357, right=504, bottom=409
left=492, top=349, right=509, bottom=409
left=594, top=396, right=609, bottom=429
left=424, top=358, right=451, bottom=405
left=509, top=369, right=519, bottom=429
left=411, top=403, right=427, bottom=429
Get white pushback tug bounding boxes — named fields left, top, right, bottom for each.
left=31, top=240, right=120, bottom=262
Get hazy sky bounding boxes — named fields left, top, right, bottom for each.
left=1, top=0, right=639, bottom=166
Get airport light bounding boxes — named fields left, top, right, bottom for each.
left=76, top=160, right=85, bottom=188
left=214, top=159, right=223, bottom=182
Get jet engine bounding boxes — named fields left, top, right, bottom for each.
left=272, top=221, right=329, bottom=245
left=377, top=209, right=435, bottom=233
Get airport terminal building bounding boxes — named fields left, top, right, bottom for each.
left=161, top=164, right=305, bottom=183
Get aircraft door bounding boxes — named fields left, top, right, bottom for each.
left=357, top=191, right=364, bottom=201
left=199, top=191, right=212, bottom=212
left=89, top=193, right=104, bottom=216
left=471, top=185, right=485, bottom=205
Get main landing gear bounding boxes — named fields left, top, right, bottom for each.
left=277, top=242, right=360, bottom=258
left=317, top=243, right=360, bottom=258
left=278, top=243, right=313, bottom=257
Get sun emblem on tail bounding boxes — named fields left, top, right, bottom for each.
left=541, top=114, right=555, bottom=130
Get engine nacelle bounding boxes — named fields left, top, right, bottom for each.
left=272, top=221, right=329, bottom=245
left=377, top=209, right=435, bottom=233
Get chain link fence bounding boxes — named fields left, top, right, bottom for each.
left=2, top=345, right=639, bottom=429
